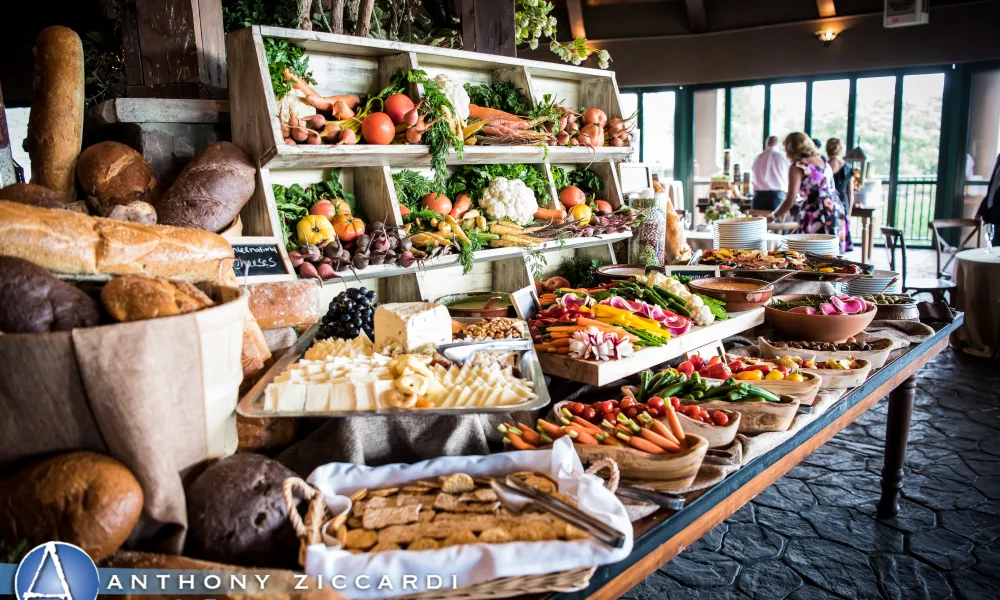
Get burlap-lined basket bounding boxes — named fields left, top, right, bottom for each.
left=282, top=460, right=622, bottom=600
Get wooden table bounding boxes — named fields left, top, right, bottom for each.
left=852, top=202, right=883, bottom=265
left=548, top=317, right=962, bottom=599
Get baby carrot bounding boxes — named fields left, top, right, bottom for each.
left=662, top=403, right=688, bottom=451
left=649, top=418, right=680, bottom=444
left=506, top=432, right=538, bottom=451
left=571, top=416, right=603, bottom=434
left=626, top=434, right=666, bottom=454
left=638, top=428, right=681, bottom=452
left=518, top=424, right=543, bottom=445
left=564, top=426, right=599, bottom=445
left=536, top=419, right=564, bottom=438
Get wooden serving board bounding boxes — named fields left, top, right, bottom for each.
left=704, top=372, right=822, bottom=406
left=536, top=308, right=765, bottom=386
left=686, top=397, right=800, bottom=434
left=758, top=336, right=894, bottom=369
left=799, top=360, right=873, bottom=389
left=574, top=434, right=709, bottom=492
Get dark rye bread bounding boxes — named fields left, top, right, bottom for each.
left=0, top=255, right=100, bottom=333
left=0, top=182, right=68, bottom=209
left=155, top=142, right=256, bottom=233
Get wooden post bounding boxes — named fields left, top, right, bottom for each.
left=0, top=83, right=18, bottom=186
left=120, top=0, right=228, bottom=99
left=460, top=0, right=517, bottom=57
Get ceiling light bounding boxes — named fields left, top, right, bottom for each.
left=816, top=30, right=838, bottom=45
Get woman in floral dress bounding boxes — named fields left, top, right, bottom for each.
left=770, top=133, right=849, bottom=253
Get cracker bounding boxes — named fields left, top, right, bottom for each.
left=433, top=493, right=500, bottom=514
left=344, top=528, right=378, bottom=549
left=349, top=488, right=369, bottom=502
left=460, top=488, right=498, bottom=503
left=440, top=529, right=478, bottom=548
left=326, top=512, right=348, bottom=533
left=347, top=517, right=363, bottom=528
left=363, top=504, right=421, bottom=530
left=415, top=479, right=441, bottom=489
left=417, top=510, right=435, bottom=522
left=395, top=493, right=436, bottom=507
left=478, top=527, right=513, bottom=544
left=520, top=475, right=556, bottom=495
left=371, top=541, right=401, bottom=552
left=402, top=486, right=427, bottom=493
left=511, top=524, right=544, bottom=542
left=369, top=487, right=400, bottom=497
left=441, top=473, right=475, bottom=494
left=564, top=523, right=590, bottom=540
left=407, top=537, right=440, bottom=551
left=336, top=525, right=348, bottom=547
left=473, top=477, right=494, bottom=486
left=378, top=522, right=450, bottom=544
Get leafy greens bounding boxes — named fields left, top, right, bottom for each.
left=463, top=81, right=531, bottom=116
left=448, top=164, right=552, bottom=204
left=273, top=170, right=355, bottom=250
left=264, top=38, right=315, bottom=101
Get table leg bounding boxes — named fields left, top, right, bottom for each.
left=877, top=374, right=917, bottom=518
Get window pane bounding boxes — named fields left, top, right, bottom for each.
left=693, top=88, right=725, bottom=178
left=730, top=86, right=765, bottom=173
left=966, top=69, right=1000, bottom=202
left=619, top=92, right=639, bottom=162
left=895, top=73, right=945, bottom=244
left=769, top=82, right=806, bottom=143
left=854, top=76, right=896, bottom=181
left=811, top=79, right=849, bottom=153
left=641, top=91, right=675, bottom=178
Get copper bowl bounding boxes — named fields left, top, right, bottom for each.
left=765, top=294, right=877, bottom=342
left=687, top=277, right=773, bottom=312
left=435, top=292, right=513, bottom=318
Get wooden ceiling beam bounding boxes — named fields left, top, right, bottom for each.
left=684, top=0, right=707, bottom=33
left=566, top=0, right=587, bottom=39
left=816, top=0, right=836, bottom=18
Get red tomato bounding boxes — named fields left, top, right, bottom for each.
left=624, top=407, right=639, bottom=419
left=559, top=186, right=586, bottom=208
left=677, top=361, right=695, bottom=376
left=647, top=397, right=666, bottom=411
left=603, top=411, right=616, bottom=423
left=612, top=407, right=621, bottom=416
left=361, top=112, right=395, bottom=145
left=568, top=402, right=585, bottom=415
left=384, top=93, right=415, bottom=125
left=610, top=400, right=620, bottom=408
left=581, top=407, right=597, bottom=422
left=421, top=192, right=453, bottom=215
left=712, top=411, right=730, bottom=426
left=595, top=200, right=613, bottom=214
left=620, top=397, right=637, bottom=410
left=670, top=397, right=681, bottom=409
left=647, top=406, right=661, bottom=418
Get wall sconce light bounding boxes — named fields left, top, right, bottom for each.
left=816, top=30, right=838, bottom=46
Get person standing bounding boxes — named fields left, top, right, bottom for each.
left=771, top=133, right=847, bottom=252
left=826, top=138, right=854, bottom=252
left=751, top=136, right=790, bottom=211
left=976, top=153, right=1000, bottom=245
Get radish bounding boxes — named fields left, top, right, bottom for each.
left=819, top=303, right=838, bottom=315
left=788, top=306, right=817, bottom=315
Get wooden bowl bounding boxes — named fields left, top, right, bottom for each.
left=676, top=410, right=740, bottom=448
left=759, top=336, right=894, bottom=369
left=688, top=277, right=773, bottom=312
left=704, top=372, right=822, bottom=406
left=686, top=396, right=800, bottom=434
left=435, top=292, right=513, bottom=318
left=765, top=294, right=876, bottom=342
left=574, top=433, right=708, bottom=491
left=799, top=359, right=873, bottom=389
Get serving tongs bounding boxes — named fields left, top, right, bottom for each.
left=614, top=483, right=686, bottom=511
left=490, top=475, right=627, bottom=549
left=437, top=338, right=534, bottom=364
left=803, top=252, right=875, bottom=274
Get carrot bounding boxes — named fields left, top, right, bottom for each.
left=649, top=419, right=680, bottom=445
left=534, top=207, right=568, bottom=221
left=547, top=332, right=572, bottom=339
left=506, top=432, right=538, bottom=451
left=536, top=419, right=564, bottom=438
left=662, top=404, right=688, bottom=451
left=518, top=424, right=544, bottom=445
left=575, top=317, right=629, bottom=334
left=563, top=426, right=599, bottom=445
left=600, top=435, right=623, bottom=446
left=469, top=104, right=525, bottom=122
left=545, top=325, right=588, bottom=332
left=546, top=338, right=571, bottom=347
left=571, top=416, right=603, bottom=434
left=638, top=428, right=682, bottom=452
left=627, top=435, right=666, bottom=454
left=450, top=194, right=473, bottom=219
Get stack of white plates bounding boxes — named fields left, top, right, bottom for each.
left=783, top=233, right=840, bottom=256
left=713, top=217, right=767, bottom=251
left=847, top=270, right=903, bottom=296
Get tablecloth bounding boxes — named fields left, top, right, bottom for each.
left=951, top=248, right=1000, bottom=354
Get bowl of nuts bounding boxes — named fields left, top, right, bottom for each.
left=453, top=317, right=529, bottom=341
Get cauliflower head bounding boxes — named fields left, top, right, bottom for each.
left=434, top=74, right=470, bottom=124
left=480, top=177, right=539, bottom=226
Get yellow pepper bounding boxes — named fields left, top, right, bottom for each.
left=297, top=215, right=336, bottom=246
left=569, top=204, right=593, bottom=225
left=785, top=372, right=805, bottom=382
left=764, top=369, right=785, bottom=380
left=735, top=370, right=764, bottom=380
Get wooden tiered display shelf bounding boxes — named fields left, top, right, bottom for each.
left=226, top=26, right=635, bottom=295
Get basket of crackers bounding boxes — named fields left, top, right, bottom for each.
left=282, top=437, right=633, bottom=599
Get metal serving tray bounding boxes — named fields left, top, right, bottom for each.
left=237, top=325, right=551, bottom=418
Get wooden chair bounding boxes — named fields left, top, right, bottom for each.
left=881, top=226, right=956, bottom=303
left=929, top=218, right=982, bottom=279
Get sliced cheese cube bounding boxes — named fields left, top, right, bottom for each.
left=374, top=303, right=451, bottom=353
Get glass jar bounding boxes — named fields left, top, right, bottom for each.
left=628, top=189, right=667, bottom=266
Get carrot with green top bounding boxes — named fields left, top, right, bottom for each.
left=505, top=431, right=538, bottom=450
left=638, top=428, right=681, bottom=452
left=536, top=419, right=564, bottom=438
left=518, top=424, right=543, bottom=445
left=564, top=426, right=599, bottom=445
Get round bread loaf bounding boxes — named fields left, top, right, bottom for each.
left=77, top=142, right=160, bottom=216
left=0, top=182, right=67, bottom=208
left=0, top=451, right=144, bottom=561
left=0, top=255, right=101, bottom=333
left=156, top=142, right=256, bottom=232
left=185, top=453, right=302, bottom=568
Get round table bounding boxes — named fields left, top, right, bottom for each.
left=685, top=229, right=785, bottom=251
left=952, top=248, right=1000, bottom=355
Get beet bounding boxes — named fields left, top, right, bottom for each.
left=398, top=251, right=415, bottom=268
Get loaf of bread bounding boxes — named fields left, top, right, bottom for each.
left=0, top=255, right=101, bottom=333
left=0, top=451, right=144, bottom=562
left=185, top=453, right=301, bottom=568
left=664, top=196, right=692, bottom=263
left=0, top=200, right=234, bottom=283
left=107, top=200, right=157, bottom=225
left=242, top=311, right=272, bottom=380
left=0, top=182, right=67, bottom=208
left=101, top=275, right=215, bottom=322
left=77, top=141, right=160, bottom=216
left=156, top=142, right=256, bottom=232
left=27, top=26, right=84, bottom=200
left=248, top=280, right=321, bottom=329
left=237, top=414, right=298, bottom=452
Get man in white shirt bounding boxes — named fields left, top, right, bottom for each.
left=751, top=136, right=790, bottom=211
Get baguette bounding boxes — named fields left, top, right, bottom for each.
left=0, top=200, right=234, bottom=284
left=27, top=26, right=84, bottom=200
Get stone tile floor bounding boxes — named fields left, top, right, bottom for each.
left=623, top=349, right=1000, bottom=600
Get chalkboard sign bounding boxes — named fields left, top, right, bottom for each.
left=232, top=243, right=288, bottom=278
left=664, top=265, right=721, bottom=280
